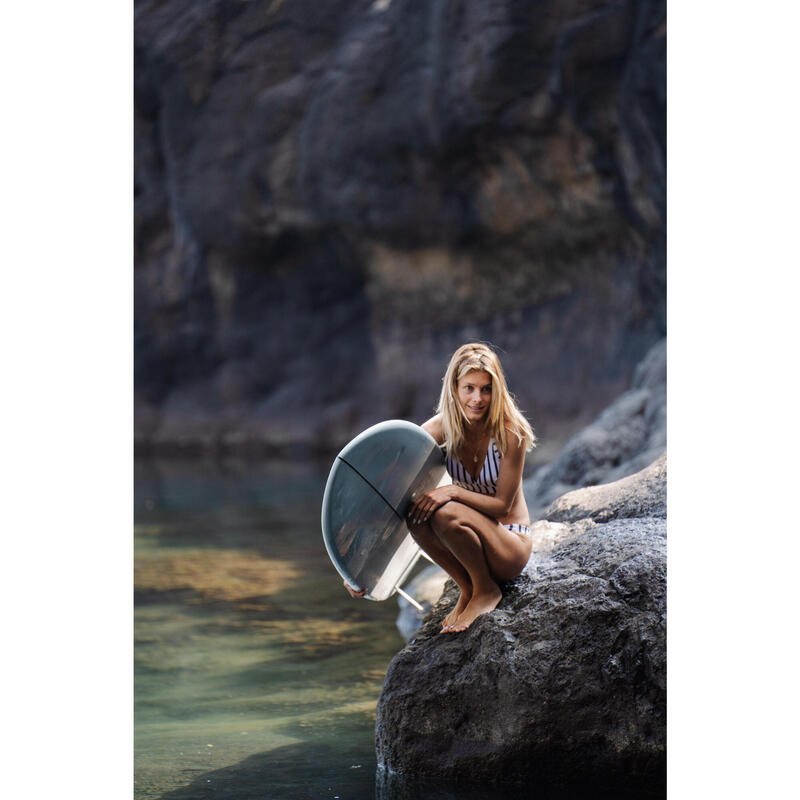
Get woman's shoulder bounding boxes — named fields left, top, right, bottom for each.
left=498, top=424, right=527, bottom=456
left=420, top=414, right=445, bottom=444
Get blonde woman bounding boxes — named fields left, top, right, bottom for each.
left=344, top=343, right=536, bottom=632
left=404, top=343, right=536, bottom=633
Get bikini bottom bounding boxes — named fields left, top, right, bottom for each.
left=501, top=522, right=531, bottom=536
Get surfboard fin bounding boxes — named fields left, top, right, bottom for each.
left=395, top=585, right=424, bottom=612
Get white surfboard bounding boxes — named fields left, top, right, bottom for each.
left=321, top=420, right=447, bottom=602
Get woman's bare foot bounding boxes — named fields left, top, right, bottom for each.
left=448, top=586, right=503, bottom=632
left=441, top=590, right=471, bottom=632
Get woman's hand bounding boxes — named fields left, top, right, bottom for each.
left=407, top=485, right=458, bottom=525
left=343, top=580, right=366, bottom=598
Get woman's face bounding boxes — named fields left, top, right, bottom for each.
left=456, top=370, right=492, bottom=423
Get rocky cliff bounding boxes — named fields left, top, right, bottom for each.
left=524, top=335, right=665, bottom=516
left=135, top=0, right=666, bottom=457
left=376, top=453, right=666, bottom=797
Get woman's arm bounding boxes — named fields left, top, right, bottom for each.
left=408, top=430, right=526, bottom=523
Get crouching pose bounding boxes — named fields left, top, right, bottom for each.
left=404, top=343, right=536, bottom=633
left=344, top=342, right=536, bottom=633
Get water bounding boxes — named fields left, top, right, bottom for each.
left=134, top=457, right=406, bottom=800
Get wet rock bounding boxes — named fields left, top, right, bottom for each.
left=375, top=455, right=666, bottom=797
left=524, top=338, right=666, bottom=516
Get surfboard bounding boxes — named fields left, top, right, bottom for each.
left=321, top=420, right=447, bottom=601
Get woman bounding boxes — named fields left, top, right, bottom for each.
left=347, top=343, right=536, bottom=634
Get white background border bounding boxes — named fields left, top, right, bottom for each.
left=3, top=3, right=798, bottom=797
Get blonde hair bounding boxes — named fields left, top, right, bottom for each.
left=436, top=342, right=536, bottom=458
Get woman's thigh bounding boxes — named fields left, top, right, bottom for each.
left=431, top=501, right=531, bottom=582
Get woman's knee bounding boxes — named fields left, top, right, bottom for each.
left=431, top=501, right=467, bottom=533
left=407, top=518, right=435, bottom=543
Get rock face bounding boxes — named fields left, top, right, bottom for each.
left=524, top=337, right=666, bottom=516
left=544, top=451, right=665, bottom=523
left=375, top=454, right=666, bottom=797
left=134, top=0, right=666, bottom=457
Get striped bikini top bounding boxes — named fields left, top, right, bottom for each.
left=442, top=438, right=502, bottom=496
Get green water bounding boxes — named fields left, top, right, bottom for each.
left=134, top=458, right=405, bottom=800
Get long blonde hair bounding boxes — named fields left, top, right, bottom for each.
left=436, top=342, right=536, bottom=458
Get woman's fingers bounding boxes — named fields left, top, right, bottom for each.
left=417, top=500, right=438, bottom=523
left=408, top=495, right=429, bottom=523
left=343, top=580, right=366, bottom=598
left=408, top=493, right=444, bottom=524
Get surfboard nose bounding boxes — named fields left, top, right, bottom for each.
left=320, top=420, right=446, bottom=601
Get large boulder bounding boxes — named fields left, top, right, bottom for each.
left=375, top=454, right=666, bottom=798
left=524, top=337, right=666, bottom=517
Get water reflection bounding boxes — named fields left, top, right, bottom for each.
left=134, top=457, right=404, bottom=799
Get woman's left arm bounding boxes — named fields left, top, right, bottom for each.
left=408, top=434, right=526, bottom=523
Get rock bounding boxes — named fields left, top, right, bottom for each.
left=544, top=451, right=666, bottom=523
left=375, top=455, right=666, bottom=797
left=524, top=338, right=666, bottom=516
left=134, top=0, right=666, bottom=458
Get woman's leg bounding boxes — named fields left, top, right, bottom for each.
left=429, top=502, right=531, bottom=632
left=407, top=519, right=473, bottom=629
